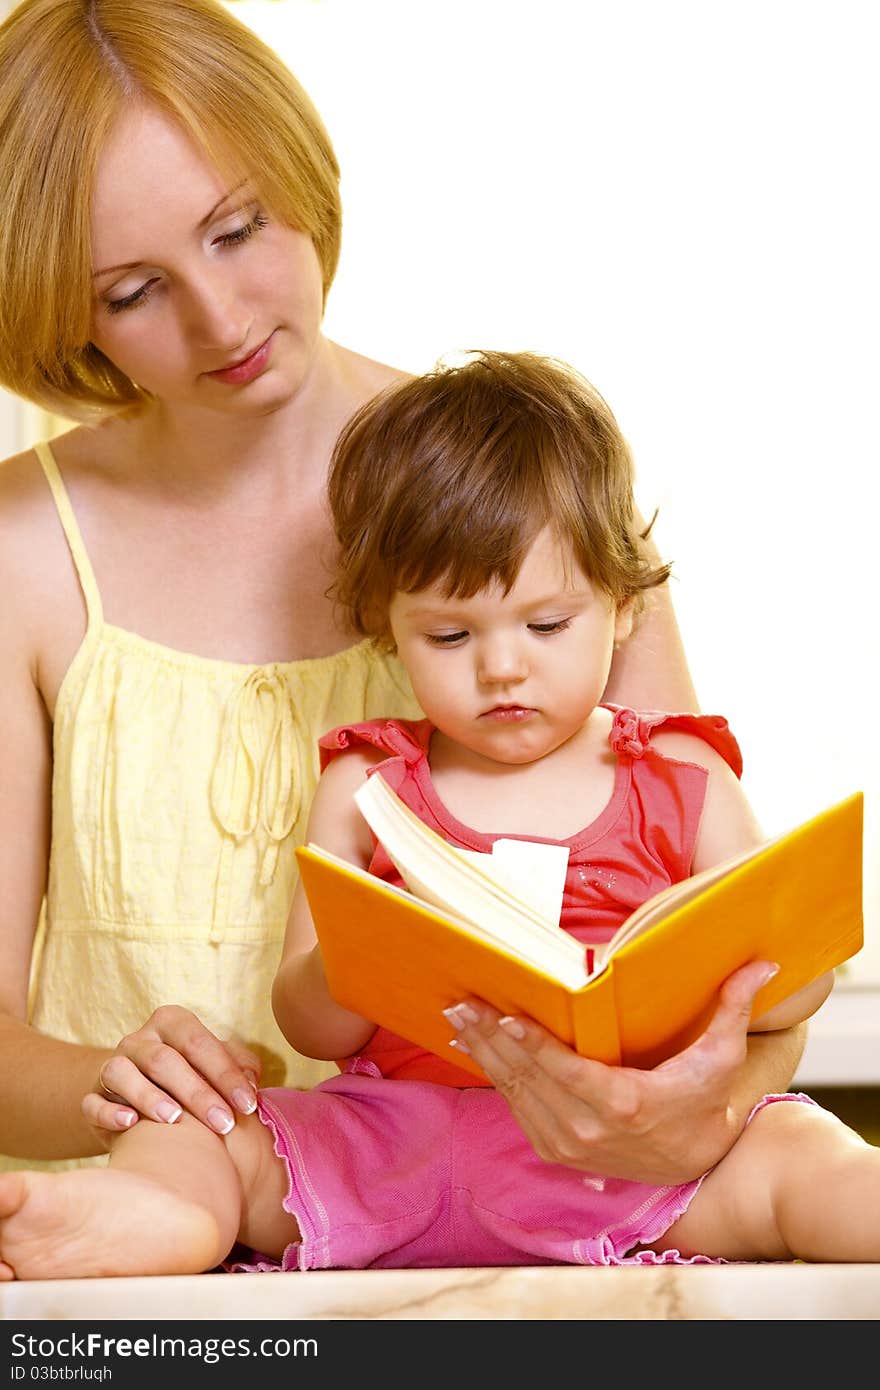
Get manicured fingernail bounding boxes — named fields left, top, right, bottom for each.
left=499, top=1015, right=526, bottom=1040
left=207, top=1106, right=235, bottom=1135
left=244, top=1071, right=260, bottom=1090
left=155, top=1100, right=182, bottom=1124
left=117, top=1111, right=138, bottom=1129
left=442, top=1003, right=480, bottom=1029
left=232, top=1087, right=257, bottom=1115
left=449, top=1038, right=471, bottom=1055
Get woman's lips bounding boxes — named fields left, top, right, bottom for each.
left=206, top=333, right=274, bottom=385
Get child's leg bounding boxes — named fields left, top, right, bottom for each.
left=646, top=1099, right=880, bottom=1262
left=0, top=1110, right=299, bottom=1281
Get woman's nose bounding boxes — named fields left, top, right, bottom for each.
left=186, top=269, right=251, bottom=352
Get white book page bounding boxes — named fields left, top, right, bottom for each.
left=353, top=775, right=588, bottom=983
left=455, top=840, right=569, bottom=927
left=307, top=844, right=590, bottom=986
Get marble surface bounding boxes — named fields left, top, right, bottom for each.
left=3, top=1264, right=880, bottom=1321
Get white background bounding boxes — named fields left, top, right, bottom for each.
left=2, top=0, right=878, bottom=972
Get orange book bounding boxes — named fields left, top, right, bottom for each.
left=295, top=782, right=864, bottom=1078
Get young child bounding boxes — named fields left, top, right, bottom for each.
left=0, top=350, right=876, bottom=1278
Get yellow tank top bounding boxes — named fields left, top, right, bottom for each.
left=6, top=441, right=423, bottom=1171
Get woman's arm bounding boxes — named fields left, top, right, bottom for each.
left=0, top=467, right=262, bottom=1154
left=271, top=749, right=381, bottom=1061
left=603, top=510, right=699, bottom=713
left=0, top=497, right=111, bottom=1158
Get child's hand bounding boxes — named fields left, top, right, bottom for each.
left=446, top=960, right=794, bottom=1185
left=80, top=1006, right=261, bottom=1142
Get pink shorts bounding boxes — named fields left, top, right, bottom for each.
left=227, top=1070, right=814, bottom=1271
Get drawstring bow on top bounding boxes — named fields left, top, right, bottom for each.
left=211, top=668, right=300, bottom=886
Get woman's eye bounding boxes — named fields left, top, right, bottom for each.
left=101, top=210, right=268, bottom=315
left=215, top=211, right=269, bottom=248
left=105, top=281, right=158, bottom=315
left=528, top=618, right=572, bottom=635
left=425, top=631, right=469, bottom=646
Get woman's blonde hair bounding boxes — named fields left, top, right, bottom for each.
left=0, top=0, right=341, bottom=417
left=328, top=350, right=671, bottom=647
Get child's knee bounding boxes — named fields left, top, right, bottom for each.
left=737, top=1098, right=860, bottom=1192
left=748, top=1097, right=843, bottom=1148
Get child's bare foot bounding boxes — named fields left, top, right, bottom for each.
left=0, top=1167, right=224, bottom=1280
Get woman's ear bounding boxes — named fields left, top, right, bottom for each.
left=613, top=598, right=635, bottom=648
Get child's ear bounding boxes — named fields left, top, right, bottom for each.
left=613, top=598, right=635, bottom=647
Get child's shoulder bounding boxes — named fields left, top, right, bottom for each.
left=605, top=706, right=743, bottom=780
left=319, top=717, right=433, bottom=768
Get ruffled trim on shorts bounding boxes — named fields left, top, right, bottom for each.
left=223, top=1093, right=333, bottom=1274
left=223, top=1090, right=817, bottom=1272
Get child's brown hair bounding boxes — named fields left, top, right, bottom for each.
left=328, top=350, right=671, bottom=646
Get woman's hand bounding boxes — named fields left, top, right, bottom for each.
left=80, top=1006, right=262, bottom=1145
left=444, top=960, right=792, bottom=1185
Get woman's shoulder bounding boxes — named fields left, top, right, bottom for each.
left=0, top=421, right=112, bottom=551
left=0, top=442, right=58, bottom=563
left=0, top=424, right=120, bottom=680
left=0, top=443, right=68, bottom=669
left=330, top=341, right=412, bottom=404
left=0, top=418, right=125, bottom=494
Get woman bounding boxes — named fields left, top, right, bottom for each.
left=0, top=0, right=803, bottom=1181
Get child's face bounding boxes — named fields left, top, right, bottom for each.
left=388, top=528, right=633, bottom=766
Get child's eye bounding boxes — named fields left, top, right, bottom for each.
left=215, top=211, right=269, bottom=248
left=425, top=631, right=469, bottom=646
left=528, top=618, right=573, bottom=635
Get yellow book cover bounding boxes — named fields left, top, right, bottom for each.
left=296, top=787, right=864, bottom=1078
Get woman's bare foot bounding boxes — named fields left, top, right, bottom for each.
left=0, top=1168, right=224, bottom=1280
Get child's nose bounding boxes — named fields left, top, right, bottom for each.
left=476, top=636, right=528, bottom=685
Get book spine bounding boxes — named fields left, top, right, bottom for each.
left=571, top=971, right=622, bottom=1066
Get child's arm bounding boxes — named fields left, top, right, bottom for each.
left=651, top=730, right=835, bottom=1032
left=271, top=748, right=385, bottom=1060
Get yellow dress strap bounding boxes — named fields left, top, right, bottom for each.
left=34, top=440, right=103, bottom=630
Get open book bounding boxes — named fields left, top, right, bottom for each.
left=295, top=780, right=864, bottom=1075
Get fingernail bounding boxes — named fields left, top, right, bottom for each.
left=763, top=963, right=781, bottom=983
left=244, top=1070, right=260, bottom=1090
left=207, top=1106, right=235, bottom=1135
left=442, top=1003, right=480, bottom=1030
left=232, top=1087, right=257, bottom=1115
left=499, top=1015, right=526, bottom=1040
left=155, top=1100, right=182, bottom=1124
left=449, top=1038, right=471, bottom=1055
left=117, top=1111, right=138, bottom=1129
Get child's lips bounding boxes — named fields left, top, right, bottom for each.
left=480, top=704, right=536, bottom=722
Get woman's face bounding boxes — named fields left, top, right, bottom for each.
left=89, top=103, right=325, bottom=416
